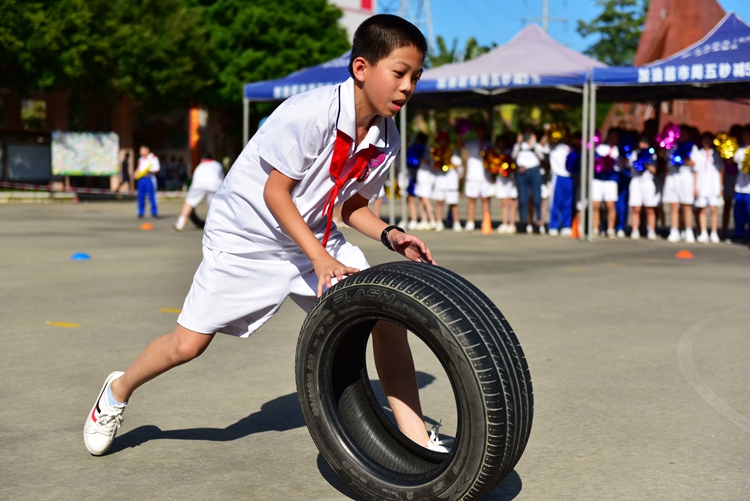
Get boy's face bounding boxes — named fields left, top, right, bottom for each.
left=354, top=45, right=423, bottom=118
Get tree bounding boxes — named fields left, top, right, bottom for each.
left=189, top=0, right=350, bottom=107
left=426, top=36, right=493, bottom=68
left=576, top=0, right=650, bottom=66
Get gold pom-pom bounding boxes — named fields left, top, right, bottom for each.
left=713, top=132, right=739, bottom=160
left=743, top=146, right=750, bottom=175
left=431, top=146, right=453, bottom=172
left=548, top=122, right=567, bottom=143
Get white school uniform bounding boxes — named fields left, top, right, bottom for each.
left=463, top=139, right=494, bottom=199
left=186, top=159, right=225, bottom=208
left=628, top=150, right=659, bottom=207
left=692, top=147, right=722, bottom=208
left=663, top=144, right=698, bottom=205
left=433, top=153, right=461, bottom=205
left=591, top=144, right=619, bottom=202
left=495, top=175, right=517, bottom=199
left=179, top=78, right=398, bottom=337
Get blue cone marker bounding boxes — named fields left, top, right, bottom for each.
left=71, top=252, right=91, bottom=260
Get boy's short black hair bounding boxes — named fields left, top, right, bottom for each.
left=348, top=14, right=428, bottom=77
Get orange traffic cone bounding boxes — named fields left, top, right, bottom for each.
left=571, top=212, right=580, bottom=239
left=481, top=211, right=493, bottom=234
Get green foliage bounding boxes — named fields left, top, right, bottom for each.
left=1, top=0, right=349, bottom=110
left=576, top=0, right=650, bottom=66
left=188, top=0, right=350, bottom=107
left=426, top=35, right=493, bottom=68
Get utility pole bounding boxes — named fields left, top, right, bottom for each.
left=523, top=0, right=566, bottom=32
left=381, top=0, right=435, bottom=50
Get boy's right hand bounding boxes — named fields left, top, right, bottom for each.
left=312, top=254, right=360, bottom=298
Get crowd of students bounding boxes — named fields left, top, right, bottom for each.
left=398, top=120, right=750, bottom=243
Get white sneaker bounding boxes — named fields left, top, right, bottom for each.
left=428, top=220, right=437, bottom=230
left=538, top=225, right=546, bottom=235
left=616, top=229, right=626, bottom=238
left=696, top=231, right=709, bottom=244
left=84, top=371, right=127, bottom=456
left=415, top=220, right=429, bottom=231
left=710, top=231, right=720, bottom=244
left=407, top=220, right=418, bottom=231
left=464, top=221, right=475, bottom=232
left=435, top=221, right=445, bottom=232
left=173, top=216, right=186, bottom=231
left=684, top=229, right=696, bottom=243
left=548, top=228, right=559, bottom=237
left=526, top=224, right=533, bottom=234
left=452, top=222, right=462, bottom=232
left=607, top=228, right=616, bottom=238
left=680, top=230, right=686, bottom=241
left=560, top=227, right=572, bottom=237
left=426, top=420, right=452, bottom=454
left=631, top=229, right=640, bottom=240
left=647, top=230, right=657, bottom=241
left=667, top=229, right=681, bottom=243
left=496, top=224, right=507, bottom=234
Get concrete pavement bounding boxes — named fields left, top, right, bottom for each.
left=1, top=201, right=748, bottom=500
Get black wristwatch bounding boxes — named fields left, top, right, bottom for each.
left=380, top=225, right=405, bottom=251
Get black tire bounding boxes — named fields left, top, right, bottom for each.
left=295, top=261, right=533, bottom=501
left=188, top=208, right=205, bottom=229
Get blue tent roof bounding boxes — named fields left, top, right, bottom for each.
left=593, top=12, right=750, bottom=87
left=243, top=52, right=351, bottom=101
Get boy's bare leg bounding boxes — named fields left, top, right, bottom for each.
left=466, top=197, right=477, bottom=223
left=110, top=324, right=214, bottom=403
left=372, top=321, right=430, bottom=446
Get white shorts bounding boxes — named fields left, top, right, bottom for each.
left=185, top=187, right=216, bottom=208
left=662, top=170, right=695, bottom=205
left=694, top=196, right=721, bottom=208
left=177, top=239, right=369, bottom=337
left=433, top=169, right=459, bottom=204
left=541, top=181, right=551, bottom=200
left=628, top=176, right=660, bottom=207
left=592, top=179, right=618, bottom=202
left=494, top=176, right=517, bottom=199
left=414, top=168, right=435, bottom=199
left=464, top=179, right=494, bottom=199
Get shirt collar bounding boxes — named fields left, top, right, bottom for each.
left=337, top=78, right=389, bottom=153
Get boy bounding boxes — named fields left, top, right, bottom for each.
left=84, top=15, right=447, bottom=456
left=692, top=132, right=723, bottom=244
left=547, top=131, right=573, bottom=237
left=173, top=152, right=225, bottom=231
left=627, top=137, right=659, bottom=240
left=134, top=144, right=160, bottom=218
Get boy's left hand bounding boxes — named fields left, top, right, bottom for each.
left=389, top=231, right=437, bottom=265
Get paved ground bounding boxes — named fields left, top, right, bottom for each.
left=1, top=201, right=749, bottom=501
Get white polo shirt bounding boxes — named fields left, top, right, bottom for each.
left=136, top=153, right=160, bottom=177
left=203, top=78, right=400, bottom=255
left=191, top=159, right=225, bottom=192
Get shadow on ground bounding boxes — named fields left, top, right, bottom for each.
left=318, top=453, right=523, bottom=501
left=110, top=371, right=437, bottom=454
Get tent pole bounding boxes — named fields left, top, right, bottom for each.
left=587, top=83, right=597, bottom=242
left=243, top=98, right=250, bottom=146
left=580, top=81, right=589, bottom=241
left=397, top=104, right=408, bottom=226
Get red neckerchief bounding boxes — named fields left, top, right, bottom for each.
left=320, top=130, right=375, bottom=248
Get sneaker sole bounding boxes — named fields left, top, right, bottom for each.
left=83, top=371, right=125, bottom=455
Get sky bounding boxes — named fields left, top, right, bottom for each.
left=380, top=0, right=750, bottom=57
